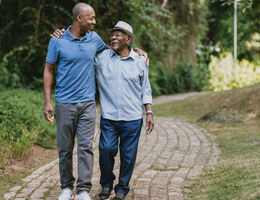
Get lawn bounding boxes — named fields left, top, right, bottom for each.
left=153, top=83, right=260, bottom=199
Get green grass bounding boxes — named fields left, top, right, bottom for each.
left=0, top=171, right=31, bottom=199
left=153, top=83, right=260, bottom=199
left=0, top=88, right=57, bottom=198
left=42, top=185, right=57, bottom=199
left=0, top=88, right=57, bottom=165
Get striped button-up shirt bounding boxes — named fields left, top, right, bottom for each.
left=95, top=48, right=152, bottom=121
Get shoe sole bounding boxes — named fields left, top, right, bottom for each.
left=97, top=197, right=111, bottom=200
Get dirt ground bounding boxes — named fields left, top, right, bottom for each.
left=0, top=145, right=57, bottom=179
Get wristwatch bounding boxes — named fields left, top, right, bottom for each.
left=146, top=110, right=153, bottom=115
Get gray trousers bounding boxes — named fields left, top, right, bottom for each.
left=55, top=101, right=96, bottom=193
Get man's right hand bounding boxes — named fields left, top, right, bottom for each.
left=50, top=28, right=65, bottom=38
left=44, top=103, right=54, bottom=123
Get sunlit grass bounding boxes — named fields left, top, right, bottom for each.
left=153, top=84, right=260, bottom=199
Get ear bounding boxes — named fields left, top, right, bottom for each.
left=77, top=15, right=82, bottom=22
left=127, top=36, right=132, bottom=45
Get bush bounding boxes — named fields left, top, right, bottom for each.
left=0, top=89, right=56, bottom=165
left=149, top=61, right=209, bottom=96
left=207, top=52, right=260, bottom=91
left=149, top=61, right=165, bottom=96
left=199, top=107, right=244, bottom=123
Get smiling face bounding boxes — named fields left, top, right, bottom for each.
left=110, top=30, right=132, bottom=52
left=79, top=8, right=96, bottom=33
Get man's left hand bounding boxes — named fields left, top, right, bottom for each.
left=50, top=28, right=65, bottom=38
left=133, top=48, right=150, bottom=66
left=145, top=113, right=154, bottom=135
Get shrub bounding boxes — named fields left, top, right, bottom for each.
left=149, top=61, right=165, bottom=96
left=207, top=52, right=260, bottom=91
left=0, top=89, right=56, bottom=165
left=149, top=61, right=209, bottom=97
left=194, top=62, right=211, bottom=91
left=174, top=63, right=201, bottom=92
left=199, top=107, right=244, bottom=123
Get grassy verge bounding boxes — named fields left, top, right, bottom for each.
left=0, top=149, right=57, bottom=199
left=0, top=172, right=30, bottom=197
left=0, top=88, right=56, bottom=164
left=0, top=88, right=57, bottom=198
left=153, top=83, right=260, bottom=199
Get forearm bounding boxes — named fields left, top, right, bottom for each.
left=144, top=104, right=152, bottom=112
left=43, top=63, right=54, bottom=104
left=144, top=103, right=154, bottom=135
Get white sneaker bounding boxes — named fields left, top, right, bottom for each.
left=75, top=191, right=91, bottom=200
left=58, top=188, right=72, bottom=200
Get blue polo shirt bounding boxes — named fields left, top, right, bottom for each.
left=46, top=26, right=107, bottom=103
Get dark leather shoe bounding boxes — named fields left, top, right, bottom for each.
left=98, top=188, right=112, bottom=200
left=112, top=192, right=125, bottom=200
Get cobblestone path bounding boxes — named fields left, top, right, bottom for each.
left=4, top=94, right=219, bottom=200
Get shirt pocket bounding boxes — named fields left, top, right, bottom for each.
left=127, top=74, right=142, bottom=93
left=130, top=76, right=140, bottom=83
left=124, top=67, right=141, bottom=82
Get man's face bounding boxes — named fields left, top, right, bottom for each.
left=79, top=9, right=96, bottom=33
left=110, top=30, right=131, bottom=51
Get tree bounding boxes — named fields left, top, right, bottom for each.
left=0, top=0, right=172, bottom=88
left=207, top=0, right=259, bottom=61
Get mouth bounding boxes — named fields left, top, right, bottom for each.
left=111, top=41, right=119, bottom=46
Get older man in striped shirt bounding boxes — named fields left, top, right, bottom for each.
left=95, top=21, right=154, bottom=200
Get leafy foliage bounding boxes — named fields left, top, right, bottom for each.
left=0, top=0, right=210, bottom=93
left=149, top=61, right=209, bottom=96
left=0, top=89, right=56, bottom=166
left=207, top=52, right=260, bottom=91
left=207, top=0, right=259, bottom=61
left=212, top=0, right=254, bottom=12
left=0, top=0, right=171, bottom=86
left=0, top=0, right=74, bottom=87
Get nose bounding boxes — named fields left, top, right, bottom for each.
left=92, top=18, right=96, bottom=25
left=110, top=34, right=116, bottom=40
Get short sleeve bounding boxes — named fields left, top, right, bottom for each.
left=94, top=54, right=99, bottom=69
left=46, top=37, right=58, bottom=64
left=95, top=32, right=107, bottom=53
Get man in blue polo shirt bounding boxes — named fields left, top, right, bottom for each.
left=43, top=3, right=107, bottom=200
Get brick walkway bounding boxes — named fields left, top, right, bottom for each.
left=4, top=94, right=219, bottom=200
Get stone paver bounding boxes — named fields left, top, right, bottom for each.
left=4, top=93, right=219, bottom=200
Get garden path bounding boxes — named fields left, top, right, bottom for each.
left=4, top=92, right=219, bottom=200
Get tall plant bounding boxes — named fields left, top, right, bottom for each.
left=0, top=0, right=173, bottom=88
left=208, top=0, right=259, bottom=61
left=0, top=0, right=73, bottom=87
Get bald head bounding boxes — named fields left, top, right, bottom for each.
left=72, top=3, right=94, bottom=21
